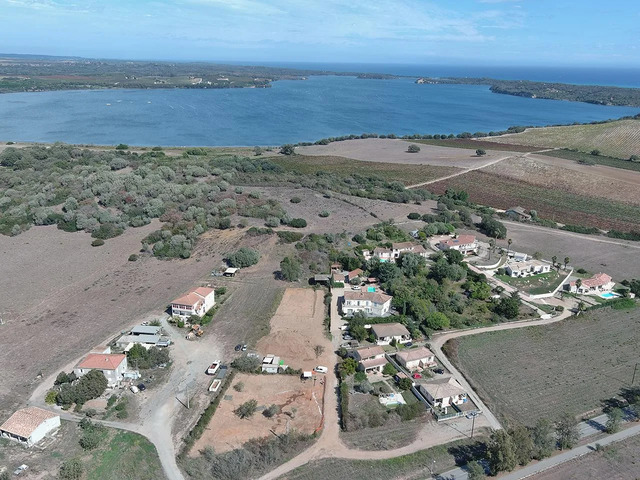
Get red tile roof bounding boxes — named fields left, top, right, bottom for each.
left=171, top=286, right=214, bottom=307
left=348, top=268, right=364, bottom=280
left=77, top=353, right=126, bottom=371
left=0, top=407, right=58, bottom=439
left=344, top=290, right=392, bottom=304
left=571, top=272, right=612, bottom=288
left=441, top=235, right=476, bottom=247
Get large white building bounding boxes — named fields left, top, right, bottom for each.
left=505, top=259, right=551, bottom=278
left=342, top=291, right=393, bottom=317
left=73, top=353, right=128, bottom=387
left=170, top=286, right=215, bottom=318
left=0, top=407, right=60, bottom=447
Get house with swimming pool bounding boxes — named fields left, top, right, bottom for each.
left=566, top=272, right=615, bottom=295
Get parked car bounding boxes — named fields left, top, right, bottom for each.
left=130, top=385, right=140, bottom=394
left=137, top=383, right=147, bottom=391
left=14, top=465, right=29, bottom=476
left=241, top=344, right=248, bottom=351
left=405, top=342, right=413, bottom=347
left=234, top=344, right=243, bottom=352
left=351, top=286, right=361, bottom=291
left=433, top=368, right=444, bottom=375
left=412, top=373, right=422, bottom=379
left=314, top=366, right=329, bottom=374
left=342, top=334, right=353, bottom=340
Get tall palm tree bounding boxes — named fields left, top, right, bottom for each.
left=507, top=238, right=513, bottom=255
left=564, top=257, right=570, bottom=270
left=575, top=278, right=582, bottom=293
left=552, top=255, right=558, bottom=269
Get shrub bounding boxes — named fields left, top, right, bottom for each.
left=45, top=390, right=58, bottom=404
left=235, top=399, right=258, bottom=418
left=280, top=256, right=301, bottom=282
left=128, top=254, right=138, bottom=261
left=407, top=144, right=421, bottom=153
left=231, top=355, right=261, bottom=372
left=59, top=458, right=83, bottom=480
left=407, top=212, right=421, bottom=220
left=590, top=149, right=600, bottom=156
left=476, top=148, right=486, bottom=156
left=395, top=402, right=423, bottom=421
left=290, top=197, right=302, bottom=203
left=397, top=378, right=413, bottom=391
left=115, top=143, right=129, bottom=150
left=215, top=286, right=227, bottom=296
left=319, top=210, right=330, bottom=218
left=263, top=404, right=281, bottom=418
left=277, top=231, right=303, bottom=243
left=91, top=238, right=105, bottom=247
left=289, top=218, right=307, bottom=228
left=280, top=144, right=295, bottom=155
left=116, top=409, right=129, bottom=419
left=227, top=247, right=260, bottom=268
left=234, top=382, right=245, bottom=392
left=382, top=363, right=397, bottom=376
left=107, top=395, right=117, bottom=408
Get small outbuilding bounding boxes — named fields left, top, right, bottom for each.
left=0, top=407, right=60, bottom=447
left=224, top=267, right=239, bottom=277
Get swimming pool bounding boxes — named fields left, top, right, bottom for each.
left=600, top=292, right=619, bottom=299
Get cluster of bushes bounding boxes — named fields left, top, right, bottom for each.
left=126, top=344, right=169, bottom=369
left=226, top=247, right=260, bottom=268
left=276, top=231, right=304, bottom=243
left=78, top=418, right=107, bottom=451
left=51, top=370, right=108, bottom=408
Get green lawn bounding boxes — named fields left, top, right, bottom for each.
left=495, top=270, right=566, bottom=295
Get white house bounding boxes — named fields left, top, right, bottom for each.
left=261, top=354, right=285, bottom=374
left=0, top=407, right=60, bottom=447
left=391, top=242, right=430, bottom=259
left=342, top=291, right=393, bottom=317
left=418, top=376, right=467, bottom=408
left=505, top=260, right=551, bottom=278
left=395, top=347, right=436, bottom=371
left=567, top=273, right=615, bottom=294
left=371, top=323, right=411, bottom=346
left=362, top=247, right=394, bottom=263
left=437, top=235, right=478, bottom=255
left=170, top=286, right=215, bottom=318
left=354, top=345, right=388, bottom=373
left=73, top=353, right=128, bottom=387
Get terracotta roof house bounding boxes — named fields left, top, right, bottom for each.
left=437, top=235, right=478, bottom=255
left=371, top=322, right=411, bottom=346
left=0, top=407, right=60, bottom=447
left=395, top=347, right=436, bottom=370
left=73, top=353, right=128, bottom=387
left=418, top=376, right=467, bottom=408
left=347, top=268, right=364, bottom=281
left=354, top=345, right=388, bottom=373
left=342, top=291, right=393, bottom=317
left=170, top=286, right=215, bottom=318
left=567, top=273, right=615, bottom=295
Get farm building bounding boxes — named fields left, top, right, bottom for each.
left=418, top=376, right=467, bottom=408
left=130, top=325, right=162, bottom=336
left=342, top=290, right=393, bottom=317
left=437, top=235, right=478, bottom=255
left=170, top=286, right=215, bottom=318
left=505, top=259, right=551, bottom=278
left=223, top=267, right=239, bottom=277
left=567, top=272, right=615, bottom=294
left=115, top=334, right=161, bottom=348
left=395, top=347, right=436, bottom=371
left=371, top=323, right=411, bottom=346
left=73, top=353, right=128, bottom=387
left=0, top=407, right=60, bottom=447
left=505, top=207, right=532, bottom=221
left=261, top=354, right=285, bottom=374
left=353, top=345, right=387, bottom=373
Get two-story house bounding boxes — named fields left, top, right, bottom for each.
left=353, top=345, right=388, bottom=373
left=371, top=322, right=411, bottom=346
left=437, top=235, right=478, bottom=255
left=395, top=347, right=436, bottom=371
left=73, top=353, right=128, bottom=387
left=170, top=286, right=215, bottom=318
left=342, top=291, right=393, bottom=317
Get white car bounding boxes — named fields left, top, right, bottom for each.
left=351, top=286, right=361, bottom=290
left=314, top=366, right=328, bottom=374
left=14, top=465, right=29, bottom=476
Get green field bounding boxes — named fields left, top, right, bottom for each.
left=281, top=438, right=487, bottom=480
left=539, top=149, right=640, bottom=172
left=271, top=155, right=460, bottom=186
left=447, top=305, right=640, bottom=426
left=487, top=119, right=640, bottom=159
left=86, top=431, right=166, bottom=480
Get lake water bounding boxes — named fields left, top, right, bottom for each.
left=0, top=75, right=637, bottom=146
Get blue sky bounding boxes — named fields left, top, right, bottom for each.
left=1, top=0, right=638, bottom=66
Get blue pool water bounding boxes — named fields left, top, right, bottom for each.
left=600, top=292, right=618, bottom=299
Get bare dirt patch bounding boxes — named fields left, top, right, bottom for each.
left=192, top=288, right=331, bottom=454
left=296, top=138, right=516, bottom=169
left=530, top=153, right=640, bottom=187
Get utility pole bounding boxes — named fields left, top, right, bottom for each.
left=632, top=363, right=638, bottom=386
left=470, top=412, right=478, bottom=438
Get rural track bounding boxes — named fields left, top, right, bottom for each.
left=405, top=147, right=559, bottom=189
